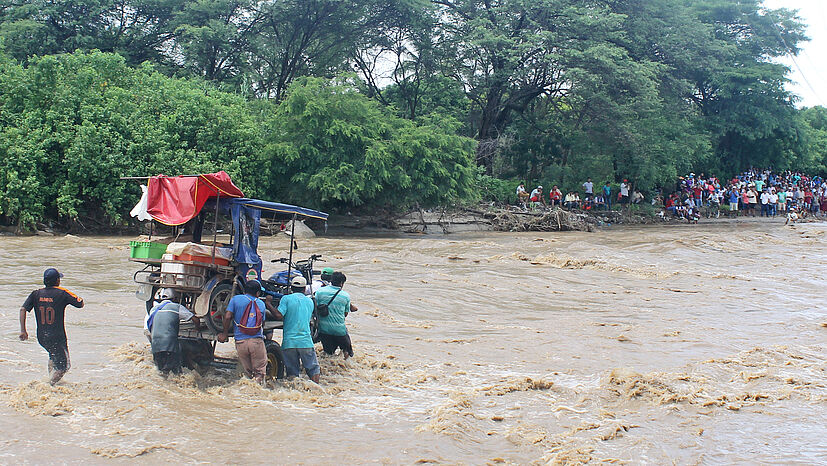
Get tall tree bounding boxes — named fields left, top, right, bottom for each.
left=432, top=0, right=630, bottom=173
left=0, top=0, right=184, bottom=65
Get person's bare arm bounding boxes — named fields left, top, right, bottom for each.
left=265, top=295, right=283, bottom=320
left=19, top=307, right=28, bottom=341
left=218, top=311, right=233, bottom=342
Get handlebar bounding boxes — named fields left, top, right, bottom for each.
left=270, top=254, right=323, bottom=264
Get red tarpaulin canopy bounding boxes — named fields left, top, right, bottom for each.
left=146, top=171, right=244, bottom=225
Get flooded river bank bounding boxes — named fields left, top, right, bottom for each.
left=1, top=219, right=825, bottom=463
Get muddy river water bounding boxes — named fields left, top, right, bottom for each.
left=0, top=220, right=825, bottom=464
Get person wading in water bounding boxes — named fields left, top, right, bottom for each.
left=19, top=268, right=84, bottom=385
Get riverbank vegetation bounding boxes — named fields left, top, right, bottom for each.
left=1, top=0, right=826, bottom=231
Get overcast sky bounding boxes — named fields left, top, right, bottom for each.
left=763, top=0, right=827, bottom=108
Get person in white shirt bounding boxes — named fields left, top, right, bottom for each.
left=619, top=180, right=630, bottom=204
left=582, top=178, right=594, bottom=197
left=516, top=183, right=529, bottom=207
left=759, top=190, right=771, bottom=217
left=768, top=190, right=778, bottom=217
left=529, top=186, right=546, bottom=207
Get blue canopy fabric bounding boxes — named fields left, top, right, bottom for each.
left=202, top=197, right=327, bottom=267
left=227, top=198, right=328, bottom=221
left=230, top=201, right=261, bottom=267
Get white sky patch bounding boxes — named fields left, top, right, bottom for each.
left=764, top=0, right=827, bottom=108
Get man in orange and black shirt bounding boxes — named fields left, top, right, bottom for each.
left=19, top=268, right=84, bottom=385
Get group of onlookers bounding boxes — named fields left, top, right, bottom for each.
left=516, top=178, right=640, bottom=211
left=661, top=169, right=827, bottom=222
left=514, top=168, right=827, bottom=223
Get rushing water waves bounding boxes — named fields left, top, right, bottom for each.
left=0, top=220, right=825, bottom=463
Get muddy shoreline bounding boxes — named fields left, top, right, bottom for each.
left=3, top=205, right=823, bottom=237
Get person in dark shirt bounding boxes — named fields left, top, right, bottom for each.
left=19, top=268, right=84, bottom=385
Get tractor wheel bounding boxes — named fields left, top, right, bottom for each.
left=207, top=282, right=235, bottom=333
left=265, top=340, right=285, bottom=380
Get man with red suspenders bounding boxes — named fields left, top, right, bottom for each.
left=19, top=268, right=84, bottom=385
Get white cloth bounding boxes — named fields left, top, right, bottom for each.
left=166, top=242, right=233, bottom=261
left=130, top=185, right=152, bottom=221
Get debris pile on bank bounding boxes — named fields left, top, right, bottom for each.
left=393, top=206, right=645, bottom=233
left=487, top=208, right=600, bottom=232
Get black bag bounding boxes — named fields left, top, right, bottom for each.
left=316, top=288, right=341, bottom=317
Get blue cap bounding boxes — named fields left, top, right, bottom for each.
left=43, top=268, right=63, bottom=285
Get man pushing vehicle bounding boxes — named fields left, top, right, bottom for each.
left=315, top=272, right=357, bottom=359
left=218, top=280, right=277, bottom=385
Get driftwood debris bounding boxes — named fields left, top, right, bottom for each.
left=393, top=205, right=631, bottom=233
left=486, top=208, right=600, bottom=232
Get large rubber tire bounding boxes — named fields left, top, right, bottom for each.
left=180, top=338, right=215, bottom=369
left=265, top=340, right=285, bottom=380
left=310, top=312, right=321, bottom=343
left=207, top=282, right=235, bottom=333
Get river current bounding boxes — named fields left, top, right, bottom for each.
left=0, top=220, right=825, bottom=464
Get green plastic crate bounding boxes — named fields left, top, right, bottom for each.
left=129, top=241, right=167, bottom=260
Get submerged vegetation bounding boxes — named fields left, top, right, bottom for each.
left=0, top=0, right=825, bottom=230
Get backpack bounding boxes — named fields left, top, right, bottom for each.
left=315, top=288, right=341, bottom=317
left=237, top=297, right=263, bottom=335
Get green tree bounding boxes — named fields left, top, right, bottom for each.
left=0, top=0, right=184, bottom=65
left=797, top=106, right=827, bottom=173
left=0, top=50, right=267, bottom=230
left=433, top=0, right=630, bottom=172
left=265, top=76, right=477, bottom=211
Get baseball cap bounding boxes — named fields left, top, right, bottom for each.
left=43, top=268, right=63, bottom=285
left=155, top=288, right=177, bottom=300
left=291, top=276, right=307, bottom=287
left=321, top=267, right=334, bottom=276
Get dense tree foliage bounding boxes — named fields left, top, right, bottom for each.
left=0, top=0, right=825, bottom=228
left=0, top=52, right=475, bottom=230
left=0, top=51, right=267, bottom=230
left=267, top=76, right=476, bottom=210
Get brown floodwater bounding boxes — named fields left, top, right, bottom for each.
left=0, top=219, right=825, bottom=464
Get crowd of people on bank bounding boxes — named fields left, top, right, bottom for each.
left=516, top=178, right=643, bottom=212
left=662, top=169, right=827, bottom=223
left=515, top=168, right=827, bottom=224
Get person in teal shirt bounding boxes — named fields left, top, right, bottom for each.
left=314, top=272, right=357, bottom=359
left=276, top=276, right=320, bottom=382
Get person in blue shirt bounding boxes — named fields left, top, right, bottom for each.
left=315, top=272, right=357, bottom=359
left=219, top=280, right=271, bottom=384
left=275, top=276, right=320, bottom=383
left=728, top=188, right=740, bottom=217
left=602, top=182, right=612, bottom=211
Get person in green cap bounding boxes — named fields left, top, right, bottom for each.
left=307, top=267, right=335, bottom=295
left=314, top=272, right=358, bottom=359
